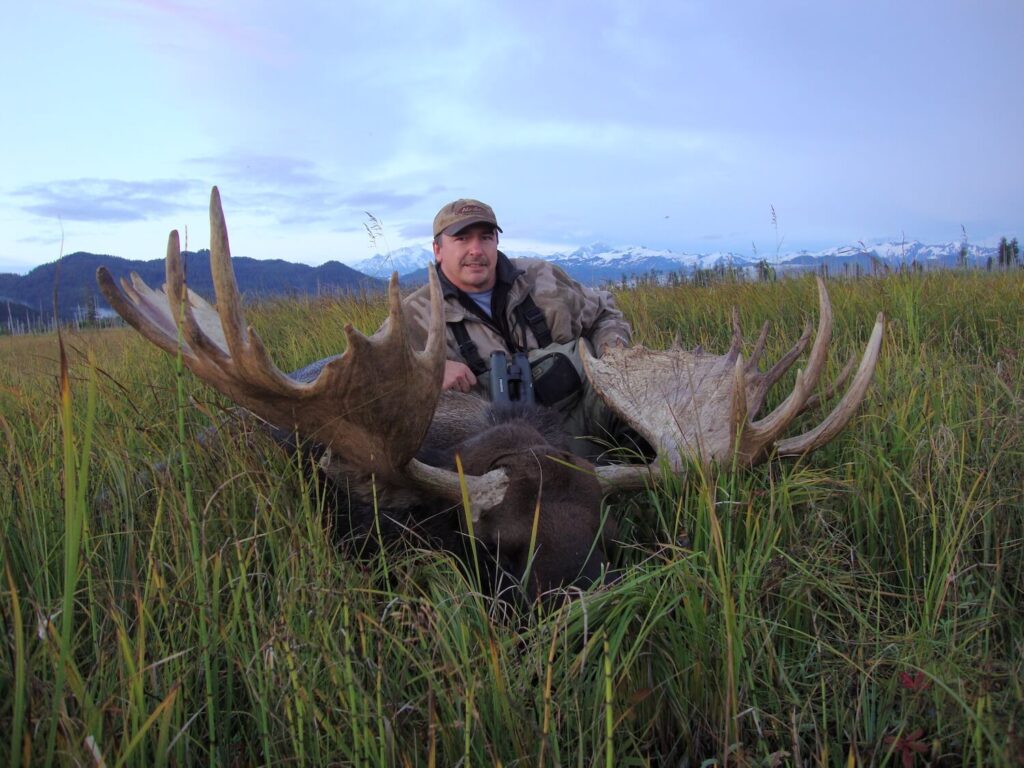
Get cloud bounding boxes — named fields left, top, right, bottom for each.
left=14, top=178, right=204, bottom=222
left=187, top=153, right=349, bottom=225
left=188, top=152, right=328, bottom=190
left=397, top=222, right=431, bottom=240
left=340, top=191, right=425, bottom=213
left=187, top=152, right=446, bottom=232
left=16, top=233, right=64, bottom=246
left=100, top=0, right=293, bottom=66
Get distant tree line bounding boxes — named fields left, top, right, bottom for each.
left=602, top=234, right=1021, bottom=292
left=997, top=237, right=1020, bottom=268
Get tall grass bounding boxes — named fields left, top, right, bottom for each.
left=0, top=270, right=1021, bottom=765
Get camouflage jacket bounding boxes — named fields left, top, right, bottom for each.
left=399, top=252, right=631, bottom=375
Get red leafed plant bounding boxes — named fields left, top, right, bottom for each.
left=898, top=670, right=932, bottom=693
left=884, top=728, right=929, bottom=767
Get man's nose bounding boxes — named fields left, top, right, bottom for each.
left=466, top=236, right=484, bottom=255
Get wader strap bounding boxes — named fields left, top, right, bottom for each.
left=448, top=293, right=553, bottom=377
left=515, top=295, right=553, bottom=347
left=448, top=321, right=488, bottom=376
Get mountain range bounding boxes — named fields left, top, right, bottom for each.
left=0, top=250, right=382, bottom=327
left=351, top=239, right=1002, bottom=284
left=0, top=239, right=1009, bottom=327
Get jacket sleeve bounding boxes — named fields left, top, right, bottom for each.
left=396, top=285, right=467, bottom=362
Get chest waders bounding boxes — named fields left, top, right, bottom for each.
left=448, top=289, right=633, bottom=460
left=448, top=294, right=585, bottom=410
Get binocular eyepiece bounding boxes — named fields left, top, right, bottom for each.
left=488, top=351, right=535, bottom=405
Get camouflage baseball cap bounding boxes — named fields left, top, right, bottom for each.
left=432, top=199, right=503, bottom=238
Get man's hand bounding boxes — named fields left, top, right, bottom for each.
left=442, top=360, right=477, bottom=392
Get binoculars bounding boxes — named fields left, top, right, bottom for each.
left=488, top=351, right=535, bottom=405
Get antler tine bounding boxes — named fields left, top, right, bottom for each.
left=97, top=227, right=224, bottom=366
left=421, top=262, right=447, bottom=365
left=729, top=353, right=749, bottom=455
left=801, top=276, right=834, bottom=387
left=729, top=306, right=743, bottom=356
left=743, top=277, right=832, bottom=446
left=802, top=352, right=857, bottom=413
left=203, top=190, right=299, bottom=393
left=747, top=317, right=812, bottom=416
left=745, top=320, right=771, bottom=374
left=595, top=463, right=659, bottom=494
left=164, top=228, right=231, bottom=366
left=209, top=186, right=250, bottom=358
left=97, top=265, right=190, bottom=360
left=776, top=312, right=884, bottom=456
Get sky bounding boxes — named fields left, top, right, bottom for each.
left=2, top=1, right=1022, bottom=275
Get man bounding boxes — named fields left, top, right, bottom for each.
left=399, top=198, right=636, bottom=460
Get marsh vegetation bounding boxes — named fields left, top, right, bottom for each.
left=1, top=270, right=1021, bottom=766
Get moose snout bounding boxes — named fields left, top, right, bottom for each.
left=468, top=441, right=612, bottom=597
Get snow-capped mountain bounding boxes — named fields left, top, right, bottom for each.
left=776, top=241, right=994, bottom=273
left=352, top=240, right=1004, bottom=285
left=351, top=246, right=433, bottom=279
left=543, top=244, right=752, bottom=284
left=554, top=242, right=742, bottom=270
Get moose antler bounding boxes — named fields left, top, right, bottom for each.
left=97, top=187, right=509, bottom=511
left=587, top=278, right=884, bottom=489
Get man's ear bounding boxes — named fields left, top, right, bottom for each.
left=433, top=239, right=442, bottom=261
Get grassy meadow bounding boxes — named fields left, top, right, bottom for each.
left=0, top=269, right=1021, bottom=766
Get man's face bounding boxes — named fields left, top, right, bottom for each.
left=433, top=224, right=499, bottom=292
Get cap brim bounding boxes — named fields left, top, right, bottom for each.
left=442, top=218, right=503, bottom=237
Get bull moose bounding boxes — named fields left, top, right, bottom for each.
left=96, top=188, right=884, bottom=598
